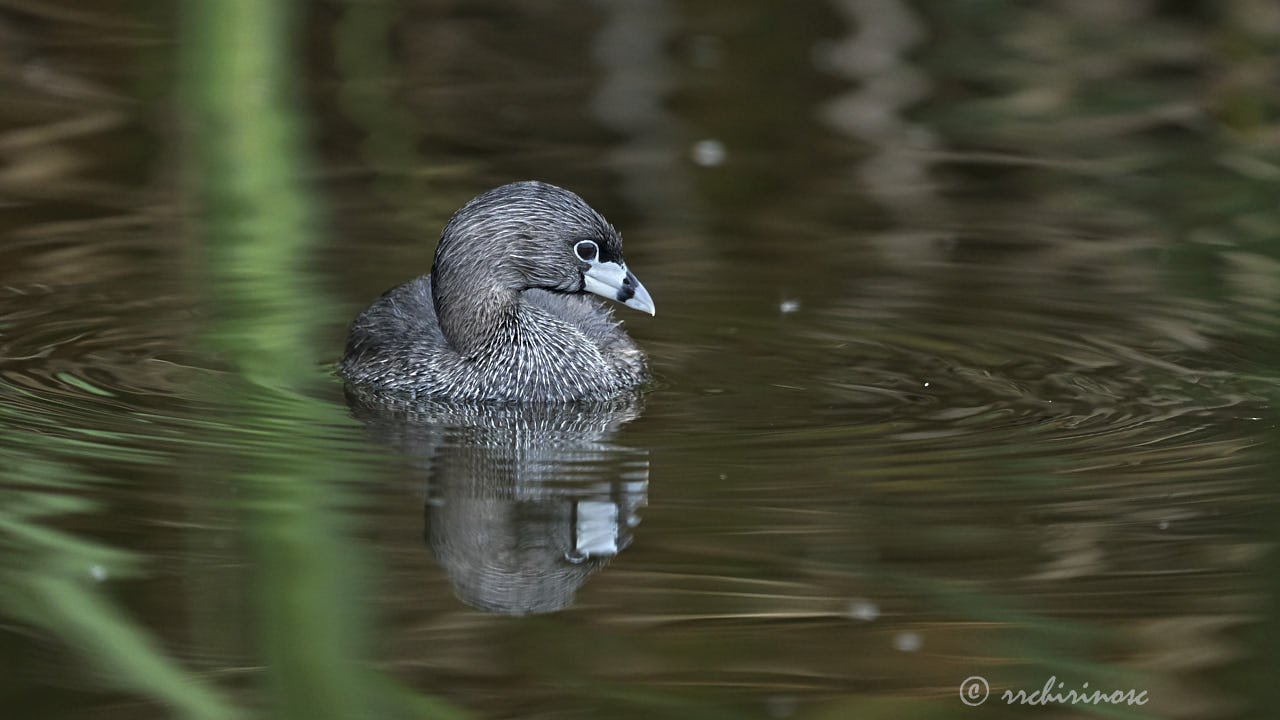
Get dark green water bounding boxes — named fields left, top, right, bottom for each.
left=2, top=1, right=1279, bottom=719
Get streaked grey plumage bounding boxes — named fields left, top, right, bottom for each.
left=340, top=181, right=653, bottom=402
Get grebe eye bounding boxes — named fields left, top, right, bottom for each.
left=574, top=240, right=599, bottom=262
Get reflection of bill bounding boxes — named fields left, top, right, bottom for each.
left=573, top=500, right=630, bottom=558
left=346, top=386, right=649, bottom=615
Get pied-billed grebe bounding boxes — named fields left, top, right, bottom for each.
left=339, top=181, right=655, bottom=402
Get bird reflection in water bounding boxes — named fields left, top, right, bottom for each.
left=345, top=386, right=648, bottom=615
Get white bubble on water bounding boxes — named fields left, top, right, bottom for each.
left=691, top=139, right=727, bottom=167
left=894, top=631, right=922, bottom=652
left=848, top=599, right=879, bottom=621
